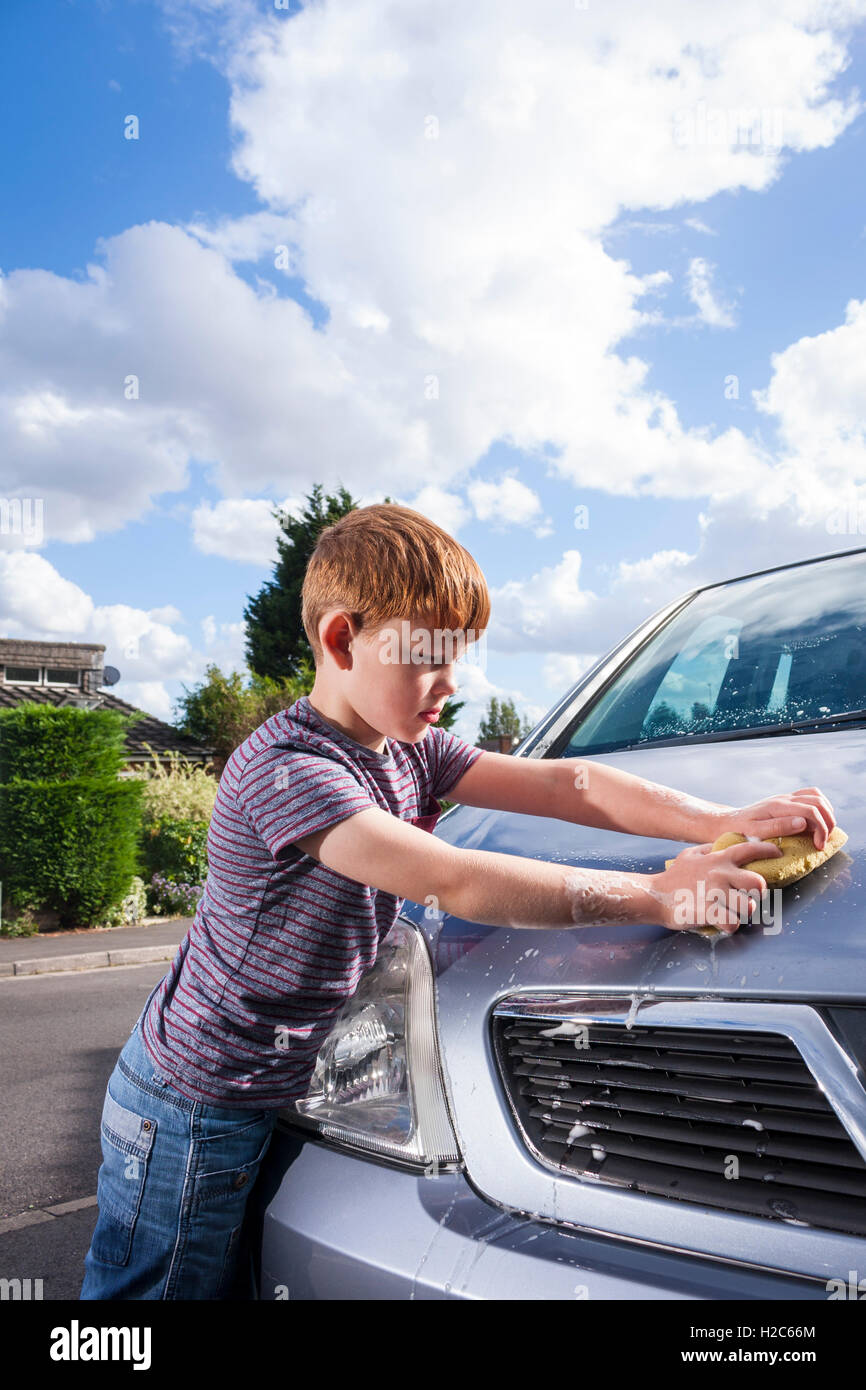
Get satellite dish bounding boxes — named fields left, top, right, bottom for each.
left=102, top=665, right=121, bottom=687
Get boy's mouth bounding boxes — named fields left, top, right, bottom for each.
left=419, top=707, right=442, bottom=722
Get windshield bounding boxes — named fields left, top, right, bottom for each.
left=560, top=550, right=866, bottom=755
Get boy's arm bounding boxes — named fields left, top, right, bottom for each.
left=295, top=804, right=660, bottom=929
left=446, top=751, right=835, bottom=849
left=292, top=804, right=772, bottom=932
left=443, top=748, right=731, bottom=839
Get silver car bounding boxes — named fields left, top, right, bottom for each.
left=253, top=545, right=866, bottom=1299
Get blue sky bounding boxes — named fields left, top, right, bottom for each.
left=2, top=0, right=866, bottom=738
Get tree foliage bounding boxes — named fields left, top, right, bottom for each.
left=244, top=482, right=371, bottom=680
left=477, top=695, right=533, bottom=740
left=436, top=696, right=465, bottom=733
left=174, top=664, right=313, bottom=764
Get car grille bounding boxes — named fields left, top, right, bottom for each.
left=493, top=1016, right=866, bottom=1237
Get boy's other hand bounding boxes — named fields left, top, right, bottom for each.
left=649, top=838, right=783, bottom=934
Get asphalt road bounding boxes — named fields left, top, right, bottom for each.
left=0, top=960, right=170, bottom=1300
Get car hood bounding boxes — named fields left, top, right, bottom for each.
left=408, top=728, right=865, bottom=1003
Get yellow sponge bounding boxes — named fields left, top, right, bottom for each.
left=665, top=825, right=848, bottom=888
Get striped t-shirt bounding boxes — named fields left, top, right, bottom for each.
left=140, top=694, right=483, bottom=1109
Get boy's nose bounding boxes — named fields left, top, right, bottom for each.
left=434, top=673, right=459, bottom=698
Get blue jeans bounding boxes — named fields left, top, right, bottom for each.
left=80, top=989, right=279, bottom=1300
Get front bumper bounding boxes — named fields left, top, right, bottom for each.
left=257, top=1126, right=829, bottom=1300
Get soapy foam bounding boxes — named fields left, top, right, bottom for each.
left=648, top=785, right=725, bottom=823
left=562, top=868, right=665, bottom=926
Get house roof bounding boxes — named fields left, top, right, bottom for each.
left=0, top=684, right=213, bottom=763
left=0, top=639, right=105, bottom=666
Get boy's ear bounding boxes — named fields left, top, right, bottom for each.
left=319, top=610, right=355, bottom=669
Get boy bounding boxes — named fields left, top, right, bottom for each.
left=80, top=502, right=835, bottom=1300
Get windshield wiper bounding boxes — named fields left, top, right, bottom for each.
left=757, top=708, right=866, bottom=735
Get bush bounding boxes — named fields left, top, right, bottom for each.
left=0, top=903, right=39, bottom=938
left=0, top=704, right=138, bottom=783
left=147, top=874, right=205, bottom=917
left=135, top=745, right=218, bottom=824
left=0, top=776, right=144, bottom=928
left=0, top=705, right=144, bottom=929
left=140, top=817, right=209, bottom=885
left=96, top=875, right=148, bottom=928
left=131, top=749, right=215, bottom=912
left=174, top=664, right=308, bottom=765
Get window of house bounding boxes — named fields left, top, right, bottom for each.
left=3, top=666, right=41, bottom=683
left=45, top=669, right=81, bottom=686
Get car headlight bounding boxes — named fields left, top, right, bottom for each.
left=283, top=915, right=461, bottom=1171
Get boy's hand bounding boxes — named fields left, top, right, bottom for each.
left=648, top=838, right=783, bottom=934
left=708, top=786, right=836, bottom=851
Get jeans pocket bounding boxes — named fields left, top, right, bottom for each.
left=90, top=1085, right=157, bottom=1269
left=193, top=1122, right=275, bottom=1205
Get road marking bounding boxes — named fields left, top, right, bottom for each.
left=0, top=1195, right=98, bottom=1235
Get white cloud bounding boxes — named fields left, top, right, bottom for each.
left=113, top=680, right=175, bottom=723
left=480, top=540, right=704, bottom=663
left=489, top=550, right=598, bottom=652
left=399, top=485, right=471, bottom=537
left=0, top=552, right=202, bottom=687
left=606, top=220, right=679, bottom=238
left=487, top=500, right=865, bottom=669
left=0, top=376, right=194, bottom=543
left=347, top=303, right=390, bottom=333
left=685, top=256, right=737, bottom=327
left=684, top=217, right=717, bottom=235
left=754, top=296, right=866, bottom=456
left=184, top=210, right=301, bottom=266
left=542, top=652, right=601, bottom=692
left=2, top=0, right=866, bottom=692
left=0, top=552, right=94, bottom=632
left=466, top=473, right=547, bottom=532
left=191, top=495, right=302, bottom=563
left=149, top=604, right=183, bottom=625
left=639, top=269, right=674, bottom=294
left=614, top=548, right=696, bottom=591
left=2, top=1, right=864, bottom=545
left=201, top=614, right=247, bottom=673
left=400, top=477, right=556, bottom=539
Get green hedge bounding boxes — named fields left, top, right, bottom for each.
left=0, top=703, right=136, bottom=783
left=0, top=705, right=144, bottom=928
left=0, top=777, right=144, bottom=927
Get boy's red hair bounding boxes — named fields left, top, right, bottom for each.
left=301, top=503, right=491, bottom=666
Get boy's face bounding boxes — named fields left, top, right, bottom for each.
left=316, top=608, right=480, bottom=745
